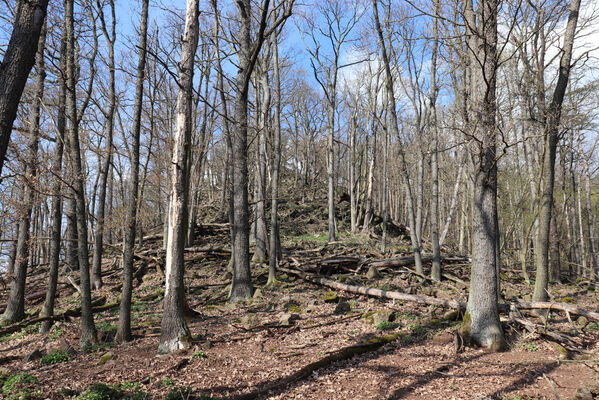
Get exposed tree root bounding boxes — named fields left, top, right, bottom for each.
left=233, top=331, right=402, bottom=400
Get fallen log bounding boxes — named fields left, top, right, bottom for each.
left=368, top=255, right=470, bottom=269
left=0, top=297, right=114, bottom=336
left=280, top=267, right=599, bottom=322
left=279, top=267, right=463, bottom=309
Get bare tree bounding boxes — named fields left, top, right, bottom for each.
left=0, top=0, right=50, bottom=176
left=158, top=0, right=199, bottom=354
left=116, top=0, right=149, bottom=343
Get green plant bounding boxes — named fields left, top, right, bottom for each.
left=400, top=334, right=414, bottom=345
left=2, top=373, right=40, bottom=400
left=23, top=323, right=41, bottom=335
left=524, top=343, right=538, bottom=352
left=77, top=383, right=120, bottom=400
left=96, top=321, right=117, bottom=333
left=192, top=351, right=207, bottom=360
left=588, top=322, right=599, bottom=330
left=49, top=323, right=65, bottom=341
left=161, top=377, right=174, bottom=387
left=164, top=386, right=192, bottom=400
left=376, top=321, right=400, bottom=331
left=41, top=349, right=71, bottom=365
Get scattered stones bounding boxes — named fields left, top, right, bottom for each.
left=98, top=352, right=115, bottom=365
left=575, top=387, right=593, bottom=400
left=334, top=301, right=351, bottom=315
left=323, top=291, right=338, bottom=303
left=366, top=266, right=380, bottom=279
left=278, top=312, right=299, bottom=326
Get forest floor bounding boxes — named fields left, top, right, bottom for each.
left=1, top=199, right=599, bottom=400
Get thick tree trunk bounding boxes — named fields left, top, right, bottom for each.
left=0, top=0, right=49, bottom=176
left=461, top=0, right=506, bottom=350
left=116, top=0, right=149, bottom=343
left=157, top=0, right=198, bottom=354
left=65, top=0, right=97, bottom=348
left=533, top=0, right=581, bottom=301
left=2, top=25, right=46, bottom=324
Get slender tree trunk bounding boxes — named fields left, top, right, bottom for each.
left=65, top=0, right=97, bottom=348
left=157, top=0, right=198, bottom=354
left=1, top=25, right=46, bottom=324
left=268, top=31, right=282, bottom=284
left=40, top=25, right=67, bottom=334
left=253, top=69, right=269, bottom=263
left=430, top=0, right=441, bottom=281
left=533, top=0, right=581, bottom=302
left=91, top=0, right=117, bottom=290
left=116, top=0, right=149, bottom=343
left=327, top=98, right=336, bottom=242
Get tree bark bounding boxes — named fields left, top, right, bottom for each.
left=268, top=30, right=282, bottom=284
left=40, top=25, right=67, bottom=334
left=65, top=0, right=97, bottom=348
left=116, top=0, right=149, bottom=343
left=461, top=0, right=506, bottom=350
left=1, top=24, right=46, bottom=324
left=91, top=0, right=117, bottom=291
left=533, top=0, right=581, bottom=301
left=0, top=0, right=49, bottom=176
left=157, top=0, right=198, bottom=354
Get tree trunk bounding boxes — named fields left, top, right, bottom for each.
left=158, top=0, right=198, bottom=354
left=1, top=25, right=46, bottom=324
left=461, top=0, right=506, bottom=350
left=65, top=0, right=97, bottom=348
left=116, top=0, right=149, bottom=343
left=0, top=0, right=49, bottom=176
left=430, top=0, right=441, bottom=282
left=533, top=0, right=581, bottom=301
left=40, top=25, right=67, bottom=334
left=91, top=0, right=117, bottom=291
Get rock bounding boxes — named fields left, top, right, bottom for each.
left=24, top=349, right=44, bottom=362
left=47, top=338, right=76, bottom=356
left=279, top=312, right=299, bottom=326
left=240, top=314, right=260, bottom=330
left=323, top=291, right=338, bottom=303
left=576, top=316, right=589, bottom=329
left=334, top=301, right=351, bottom=315
left=284, top=301, right=302, bottom=313
left=373, top=310, right=393, bottom=326
left=366, top=266, right=380, bottom=279
left=575, top=387, right=593, bottom=400
left=0, top=367, right=11, bottom=377
left=420, top=286, right=436, bottom=297
left=98, top=352, right=115, bottom=365
left=253, top=288, right=263, bottom=299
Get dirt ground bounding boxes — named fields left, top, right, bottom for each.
left=2, top=219, right=599, bottom=399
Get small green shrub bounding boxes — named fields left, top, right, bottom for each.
left=41, top=349, right=71, bottom=365
left=77, top=383, right=120, bottom=400
left=376, top=321, right=400, bottom=331
left=588, top=322, right=599, bottom=330
left=164, top=386, right=192, bottom=400
left=192, top=351, right=207, bottom=360
left=161, top=377, right=174, bottom=387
